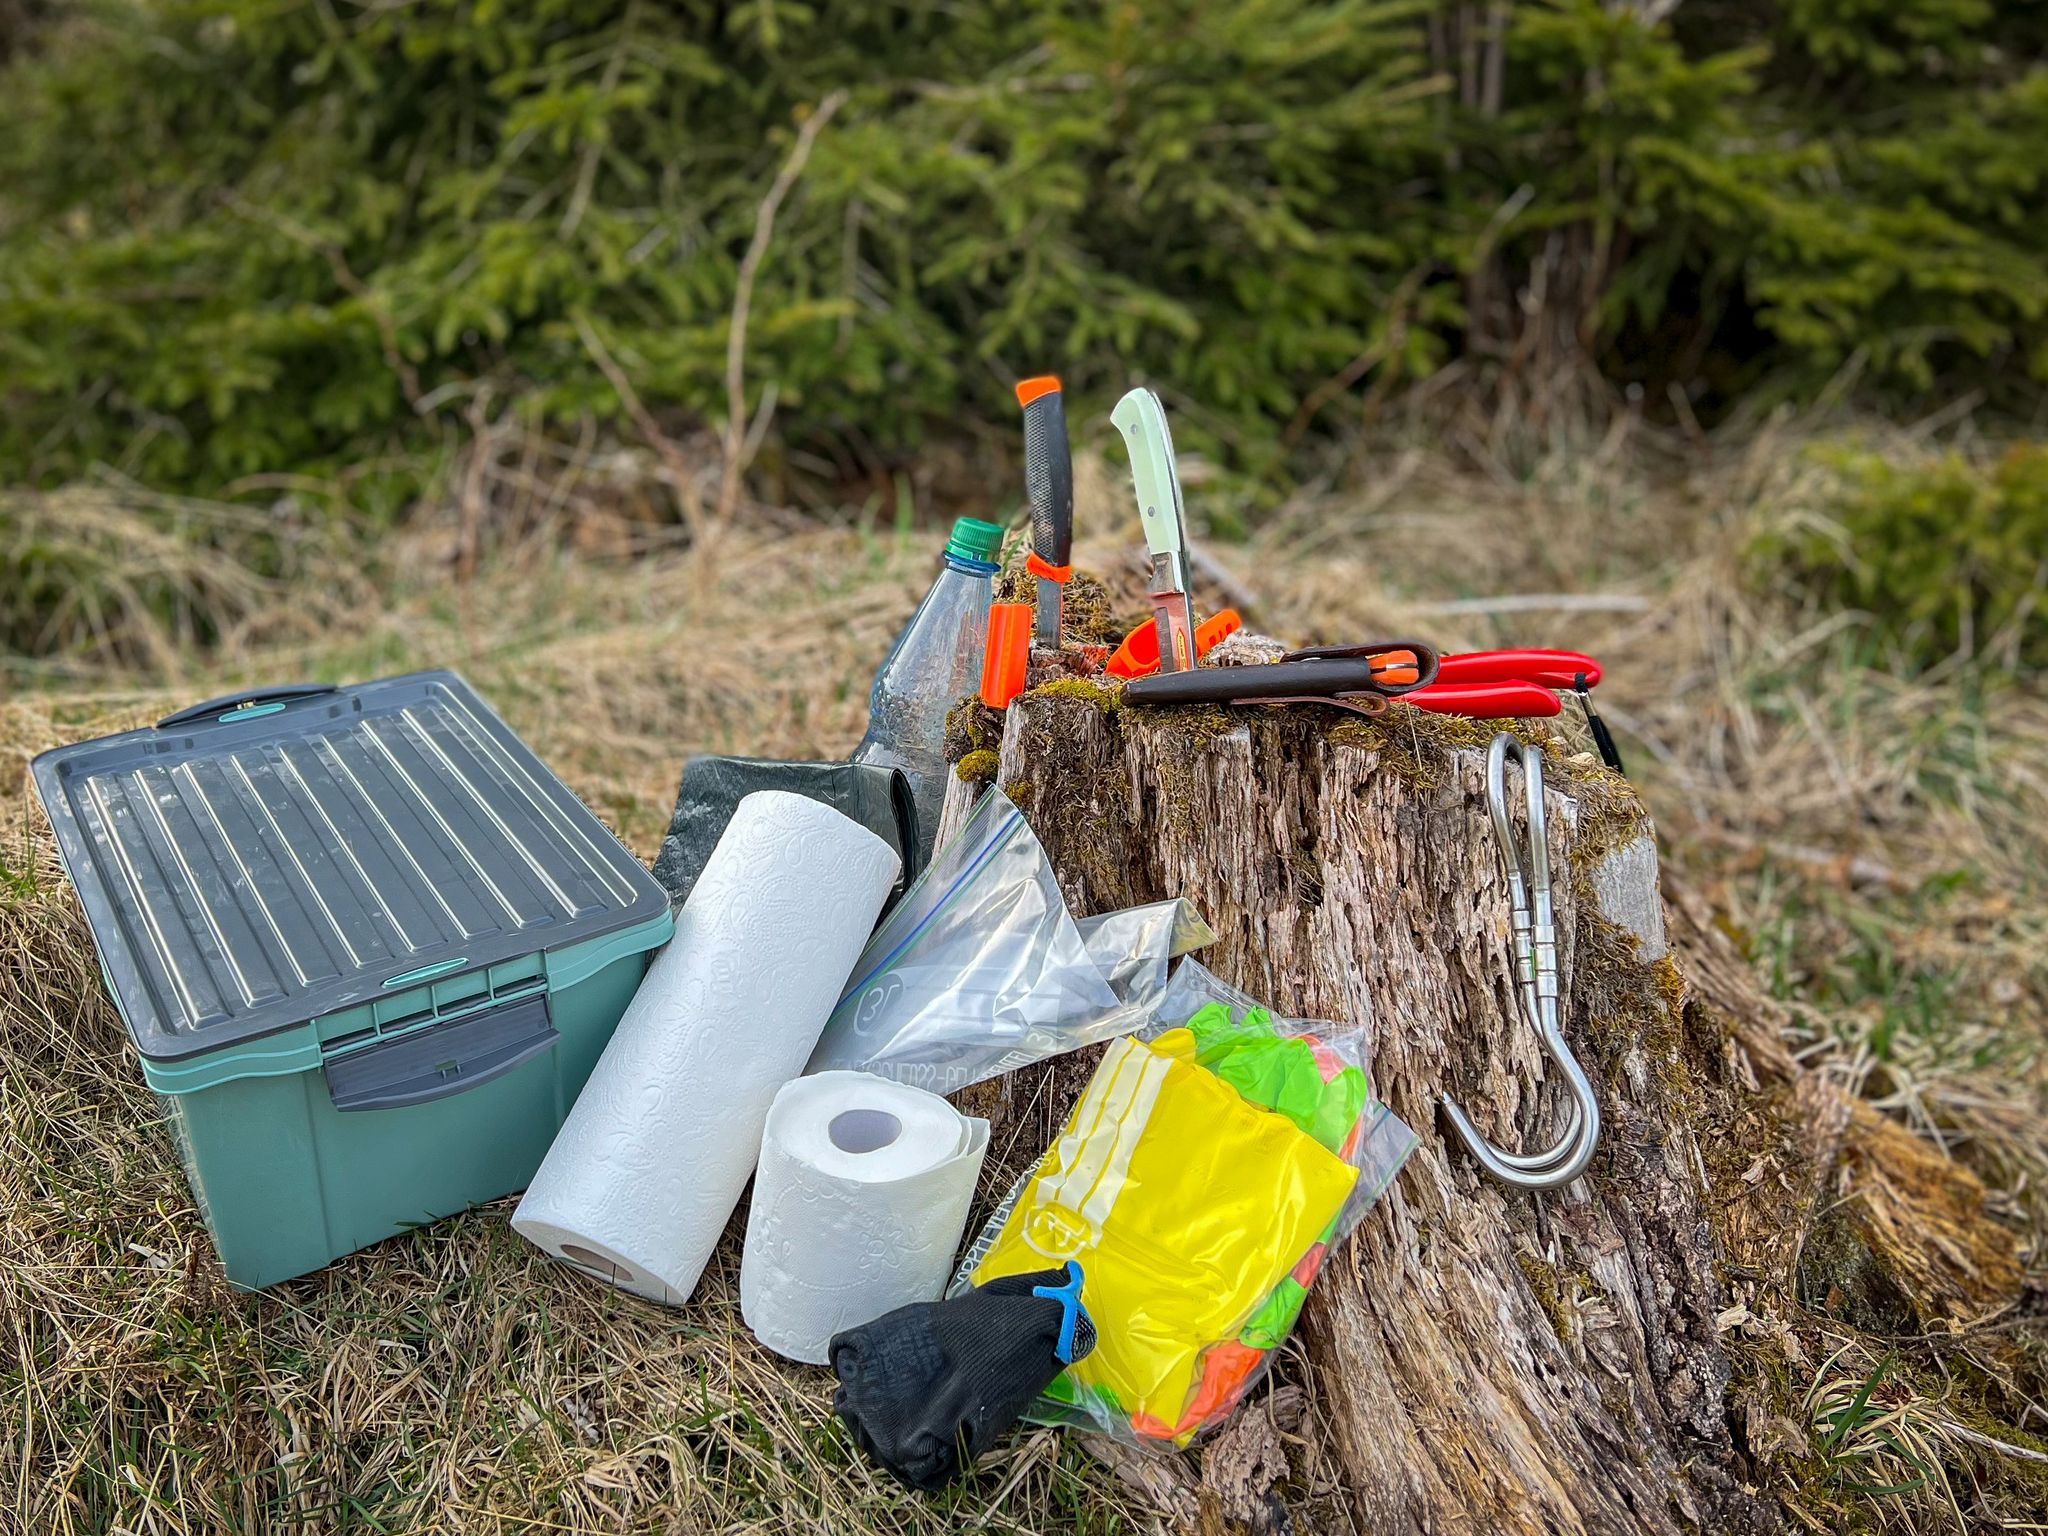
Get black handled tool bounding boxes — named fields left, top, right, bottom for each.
left=1124, top=656, right=1401, bottom=716
left=1282, top=640, right=1440, bottom=692
left=1016, top=376, right=1074, bottom=648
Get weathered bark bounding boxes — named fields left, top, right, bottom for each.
left=937, top=687, right=1775, bottom=1535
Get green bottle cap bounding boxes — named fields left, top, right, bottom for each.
left=945, top=517, right=1005, bottom=566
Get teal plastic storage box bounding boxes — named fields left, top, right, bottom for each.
left=31, top=672, right=674, bottom=1289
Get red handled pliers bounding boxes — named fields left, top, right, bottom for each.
left=1405, top=649, right=1624, bottom=771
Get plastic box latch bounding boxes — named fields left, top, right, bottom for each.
left=323, top=993, right=557, bottom=1112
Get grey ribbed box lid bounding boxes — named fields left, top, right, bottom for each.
left=31, top=671, right=670, bottom=1063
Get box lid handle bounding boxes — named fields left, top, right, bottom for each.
left=324, top=992, right=557, bottom=1112
left=157, top=683, right=339, bottom=729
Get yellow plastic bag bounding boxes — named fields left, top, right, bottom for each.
left=973, top=1033, right=1357, bottom=1431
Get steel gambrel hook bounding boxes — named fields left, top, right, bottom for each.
left=1442, top=734, right=1602, bottom=1189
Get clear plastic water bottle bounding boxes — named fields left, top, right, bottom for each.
left=853, top=516, right=1005, bottom=854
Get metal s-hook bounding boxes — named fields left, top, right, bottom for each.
left=1442, top=734, right=1603, bottom=1189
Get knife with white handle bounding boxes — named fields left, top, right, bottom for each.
left=1111, top=387, right=1198, bottom=673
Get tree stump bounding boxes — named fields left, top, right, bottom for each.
left=935, top=683, right=1778, bottom=1535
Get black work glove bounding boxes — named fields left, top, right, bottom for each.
left=828, top=1262, right=1093, bottom=1491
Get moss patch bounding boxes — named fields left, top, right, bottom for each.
left=943, top=696, right=1004, bottom=765
left=1572, top=896, right=1698, bottom=1115
left=1125, top=699, right=1242, bottom=745
left=1325, top=705, right=1529, bottom=791
left=1697, top=1075, right=1814, bottom=1283
left=1564, top=757, right=1652, bottom=863
left=1002, top=697, right=1144, bottom=907
left=955, top=748, right=999, bottom=784
left=1029, top=676, right=1122, bottom=711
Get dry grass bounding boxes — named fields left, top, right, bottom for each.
left=0, top=523, right=1150, bottom=1535
left=3, top=412, right=2046, bottom=1533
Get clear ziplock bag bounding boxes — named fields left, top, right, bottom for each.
left=1076, top=900, right=1216, bottom=1007
left=806, top=789, right=1212, bottom=1094
left=952, top=958, right=1417, bottom=1447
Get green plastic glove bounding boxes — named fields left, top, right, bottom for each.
left=1186, top=1003, right=1369, bottom=1153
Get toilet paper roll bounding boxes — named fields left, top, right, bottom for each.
left=513, top=792, right=900, bottom=1304
left=741, top=1071, right=990, bottom=1363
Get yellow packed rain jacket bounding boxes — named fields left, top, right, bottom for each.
left=975, top=1033, right=1357, bottom=1428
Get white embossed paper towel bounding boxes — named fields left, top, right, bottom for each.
left=513, top=792, right=900, bottom=1304
left=740, top=1071, right=990, bottom=1363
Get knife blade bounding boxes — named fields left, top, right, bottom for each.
left=1016, top=376, right=1074, bottom=649
left=1111, top=387, right=1198, bottom=673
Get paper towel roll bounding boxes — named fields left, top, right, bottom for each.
left=513, top=792, right=900, bottom=1304
left=741, top=1071, right=990, bottom=1363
